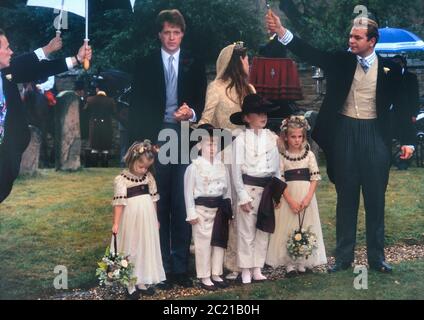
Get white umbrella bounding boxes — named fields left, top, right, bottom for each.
left=27, top=0, right=137, bottom=69
left=27, top=0, right=87, bottom=36
left=27, top=0, right=136, bottom=38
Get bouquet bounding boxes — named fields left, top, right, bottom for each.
left=96, top=234, right=137, bottom=287
left=286, top=209, right=318, bottom=260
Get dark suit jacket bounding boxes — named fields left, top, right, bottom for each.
left=284, top=36, right=416, bottom=182
left=0, top=53, right=68, bottom=202
left=129, top=49, right=207, bottom=143
left=399, top=70, right=420, bottom=119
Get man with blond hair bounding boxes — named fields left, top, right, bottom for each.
left=266, top=13, right=415, bottom=273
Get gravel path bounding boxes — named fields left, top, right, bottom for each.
left=49, top=244, right=424, bottom=300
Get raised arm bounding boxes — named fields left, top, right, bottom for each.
left=6, top=42, right=91, bottom=83
left=266, top=10, right=336, bottom=70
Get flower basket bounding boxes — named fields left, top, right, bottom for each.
left=96, top=233, right=137, bottom=287
left=286, top=209, right=318, bottom=260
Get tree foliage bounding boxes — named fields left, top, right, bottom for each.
left=0, top=0, right=269, bottom=72
left=275, top=0, right=424, bottom=52
left=1, top=0, right=423, bottom=72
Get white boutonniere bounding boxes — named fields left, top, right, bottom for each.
left=383, top=67, right=390, bottom=74
left=5, top=74, right=12, bottom=81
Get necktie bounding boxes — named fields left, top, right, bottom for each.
left=167, top=56, right=176, bottom=86
left=0, top=72, right=4, bottom=103
left=164, top=55, right=178, bottom=123
left=358, top=57, right=369, bottom=73
left=0, top=73, right=7, bottom=145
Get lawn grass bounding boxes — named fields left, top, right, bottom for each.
left=194, top=259, right=424, bottom=300
left=0, top=166, right=423, bottom=300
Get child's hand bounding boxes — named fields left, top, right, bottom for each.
left=112, top=223, right=119, bottom=234
left=288, top=200, right=301, bottom=214
left=188, top=218, right=199, bottom=225
left=300, top=195, right=312, bottom=210
left=240, top=202, right=254, bottom=213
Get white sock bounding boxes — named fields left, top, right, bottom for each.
left=297, top=265, right=306, bottom=273
left=137, top=283, right=147, bottom=290
left=212, top=275, right=223, bottom=282
left=201, top=277, right=214, bottom=286
left=241, top=268, right=251, bottom=284
left=252, top=267, right=267, bottom=280
left=127, top=284, right=136, bottom=294
left=286, top=264, right=296, bottom=273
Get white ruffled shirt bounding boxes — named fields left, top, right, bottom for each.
left=232, top=129, right=280, bottom=205
left=184, top=156, right=232, bottom=221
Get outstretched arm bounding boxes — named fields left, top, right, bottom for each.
left=7, top=42, right=92, bottom=83
left=266, top=10, right=335, bottom=70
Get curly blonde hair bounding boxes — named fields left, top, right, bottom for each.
left=124, top=140, right=159, bottom=172
left=279, top=116, right=311, bottom=151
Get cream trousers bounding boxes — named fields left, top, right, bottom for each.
left=192, top=205, right=225, bottom=278
left=237, top=185, right=270, bottom=268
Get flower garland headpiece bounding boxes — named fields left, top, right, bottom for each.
left=131, top=140, right=160, bottom=157
left=280, top=115, right=311, bottom=133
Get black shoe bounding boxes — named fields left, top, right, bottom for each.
left=125, top=290, right=140, bottom=300
left=200, top=282, right=217, bottom=291
left=369, top=261, right=393, bottom=273
left=157, top=279, right=173, bottom=290
left=173, top=274, right=193, bottom=288
left=285, top=270, right=298, bottom=278
left=212, top=279, right=229, bottom=289
left=138, top=287, right=155, bottom=296
left=327, top=262, right=352, bottom=273
left=263, top=264, right=272, bottom=271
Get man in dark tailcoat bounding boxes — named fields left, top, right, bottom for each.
left=391, top=55, right=420, bottom=170
left=266, top=12, right=415, bottom=273
left=0, top=30, right=92, bottom=203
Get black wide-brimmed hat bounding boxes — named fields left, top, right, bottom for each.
left=229, top=94, right=280, bottom=125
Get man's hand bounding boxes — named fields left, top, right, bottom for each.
left=74, top=42, right=92, bottom=67
left=265, top=10, right=286, bottom=39
left=42, top=33, right=63, bottom=57
left=174, top=103, right=194, bottom=121
left=400, top=146, right=414, bottom=160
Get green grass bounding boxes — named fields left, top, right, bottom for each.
left=194, top=259, right=424, bottom=300
left=0, top=167, right=423, bottom=300
left=0, top=168, right=120, bottom=300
